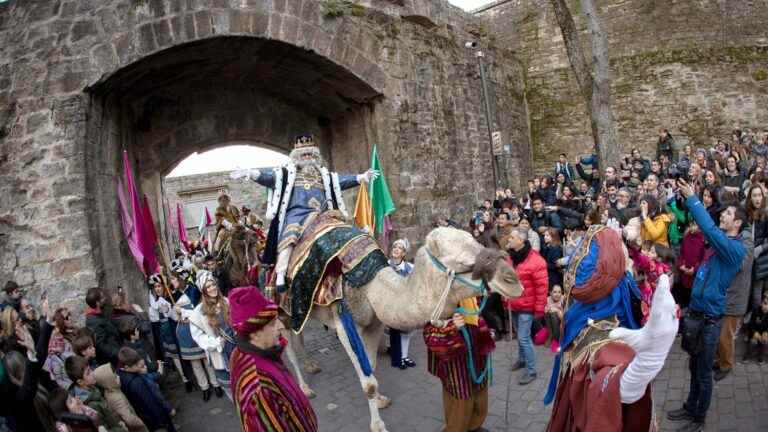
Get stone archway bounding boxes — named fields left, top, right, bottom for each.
left=85, top=35, right=382, bottom=300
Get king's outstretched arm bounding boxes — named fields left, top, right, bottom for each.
left=609, top=274, right=679, bottom=404
left=230, top=168, right=276, bottom=188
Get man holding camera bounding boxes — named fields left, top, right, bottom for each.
left=667, top=179, right=748, bottom=432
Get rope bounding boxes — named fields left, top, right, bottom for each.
left=429, top=269, right=455, bottom=327
left=459, top=326, right=493, bottom=385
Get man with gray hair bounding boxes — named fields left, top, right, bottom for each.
left=504, top=227, right=548, bottom=385
left=231, top=134, right=378, bottom=292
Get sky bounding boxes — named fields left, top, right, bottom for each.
left=448, top=0, right=494, bottom=10
left=166, top=145, right=289, bottom=178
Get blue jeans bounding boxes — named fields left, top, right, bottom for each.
left=511, top=312, right=536, bottom=375
left=684, top=319, right=722, bottom=422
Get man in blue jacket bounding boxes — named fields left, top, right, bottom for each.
left=667, top=179, right=748, bottom=432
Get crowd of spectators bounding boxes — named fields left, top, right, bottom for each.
left=0, top=283, right=178, bottom=432
left=468, top=128, right=768, bottom=405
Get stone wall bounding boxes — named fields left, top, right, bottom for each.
left=478, top=0, right=768, bottom=173
left=163, top=170, right=270, bottom=242
left=0, top=0, right=532, bottom=310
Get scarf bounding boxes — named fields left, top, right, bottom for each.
left=509, top=241, right=532, bottom=265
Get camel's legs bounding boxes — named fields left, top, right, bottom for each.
left=361, top=321, right=391, bottom=409
left=283, top=331, right=316, bottom=398
left=332, top=308, right=389, bottom=432
left=292, top=332, right=322, bottom=374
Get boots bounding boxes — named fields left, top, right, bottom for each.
left=743, top=340, right=758, bottom=362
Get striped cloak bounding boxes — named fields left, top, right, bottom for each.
left=231, top=345, right=317, bottom=432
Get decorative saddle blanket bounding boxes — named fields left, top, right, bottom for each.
left=285, top=210, right=388, bottom=333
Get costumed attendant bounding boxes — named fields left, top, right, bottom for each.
left=424, top=303, right=495, bottom=432
left=172, top=271, right=221, bottom=401
left=228, top=286, right=318, bottom=432
left=387, top=239, right=416, bottom=369
left=189, top=274, right=236, bottom=401
left=147, top=274, right=188, bottom=390
left=544, top=225, right=679, bottom=432
left=230, top=133, right=378, bottom=293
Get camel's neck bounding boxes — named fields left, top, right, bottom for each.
left=365, top=248, right=469, bottom=331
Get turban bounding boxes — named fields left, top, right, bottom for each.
left=565, top=226, right=626, bottom=304
left=229, top=286, right=278, bottom=336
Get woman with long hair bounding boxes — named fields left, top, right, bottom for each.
left=748, top=184, right=768, bottom=310
left=639, top=194, right=673, bottom=247
left=43, top=308, right=75, bottom=389
left=542, top=228, right=564, bottom=289
left=189, top=276, right=236, bottom=401
left=701, top=186, right=721, bottom=223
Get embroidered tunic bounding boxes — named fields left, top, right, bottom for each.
left=423, top=318, right=495, bottom=400
left=231, top=343, right=318, bottom=432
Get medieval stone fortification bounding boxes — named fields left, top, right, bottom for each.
left=477, top=0, right=768, bottom=171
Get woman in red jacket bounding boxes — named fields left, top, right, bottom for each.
left=504, top=227, right=549, bottom=385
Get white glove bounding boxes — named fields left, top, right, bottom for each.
left=356, top=169, right=380, bottom=183
left=230, top=168, right=260, bottom=181
left=606, top=218, right=622, bottom=236
left=222, top=219, right=233, bottom=230
left=609, top=274, right=678, bottom=404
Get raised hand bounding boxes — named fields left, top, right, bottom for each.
left=608, top=274, right=678, bottom=404
left=230, top=168, right=260, bottom=181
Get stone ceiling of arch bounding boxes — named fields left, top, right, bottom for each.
left=95, top=37, right=381, bottom=118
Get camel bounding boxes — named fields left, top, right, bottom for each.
left=280, top=226, right=523, bottom=432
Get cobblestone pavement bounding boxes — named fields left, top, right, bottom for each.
left=169, top=322, right=768, bottom=432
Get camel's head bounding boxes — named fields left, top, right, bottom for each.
left=424, top=227, right=523, bottom=301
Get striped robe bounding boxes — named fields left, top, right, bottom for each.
left=231, top=344, right=317, bottom=432
left=423, top=318, right=496, bottom=400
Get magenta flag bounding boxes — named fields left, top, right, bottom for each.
left=205, top=207, right=213, bottom=226
left=116, top=178, right=144, bottom=271
left=176, top=203, right=189, bottom=247
left=141, top=194, right=160, bottom=273
left=122, top=150, right=158, bottom=275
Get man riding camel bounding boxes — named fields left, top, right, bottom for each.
left=231, top=133, right=378, bottom=293
left=214, top=193, right=241, bottom=253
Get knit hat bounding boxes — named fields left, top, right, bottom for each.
left=228, top=286, right=278, bottom=336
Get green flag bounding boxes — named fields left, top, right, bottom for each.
left=369, top=145, right=395, bottom=234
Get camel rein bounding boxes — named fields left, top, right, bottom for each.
left=426, top=251, right=488, bottom=327
left=426, top=251, right=493, bottom=385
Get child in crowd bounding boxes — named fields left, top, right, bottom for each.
left=544, top=285, right=564, bottom=353
left=64, top=355, right=128, bottom=432
left=118, top=347, right=177, bottom=432
left=93, top=363, right=148, bottom=432
left=675, top=221, right=706, bottom=308
left=632, top=241, right=671, bottom=323
left=71, top=334, right=99, bottom=370
left=743, top=294, right=768, bottom=363
left=118, top=320, right=161, bottom=383
left=48, top=387, right=100, bottom=432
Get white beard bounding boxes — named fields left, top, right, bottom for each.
left=289, top=146, right=326, bottom=170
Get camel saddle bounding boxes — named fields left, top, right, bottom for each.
left=282, top=210, right=388, bottom=333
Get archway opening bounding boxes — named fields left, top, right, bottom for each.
left=84, top=36, right=381, bottom=298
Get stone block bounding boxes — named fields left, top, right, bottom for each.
left=90, top=43, right=119, bottom=74
left=70, top=19, right=99, bottom=43
left=273, top=0, right=287, bottom=14
left=26, top=112, right=49, bottom=132
left=250, top=11, right=269, bottom=36
left=194, top=10, right=213, bottom=38
left=210, top=9, right=230, bottom=35
left=153, top=20, right=174, bottom=48
left=229, top=10, right=250, bottom=34
left=26, top=0, right=62, bottom=23
left=137, top=22, right=158, bottom=54
left=285, top=0, right=302, bottom=18
left=267, top=13, right=282, bottom=40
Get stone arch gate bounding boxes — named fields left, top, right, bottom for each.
left=0, top=0, right=533, bottom=310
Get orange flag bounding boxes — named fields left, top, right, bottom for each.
left=353, top=182, right=375, bottom=234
